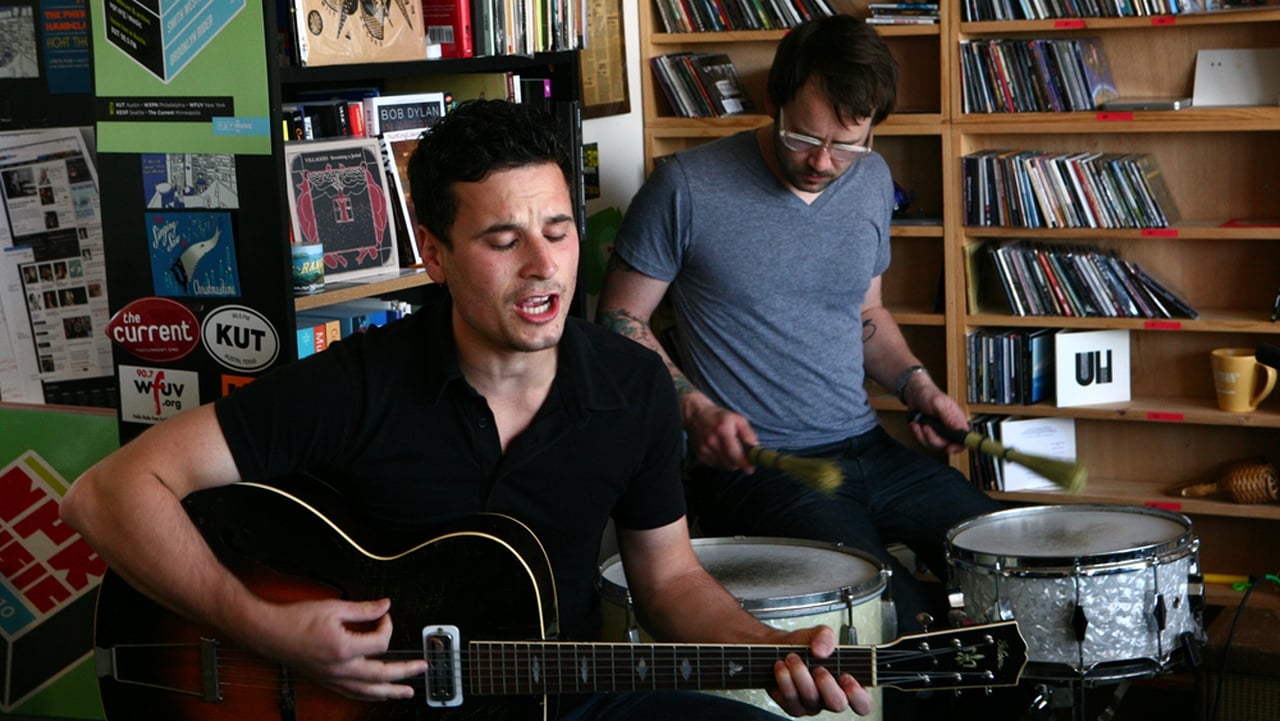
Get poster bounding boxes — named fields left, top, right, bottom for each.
left=0, top=403, right=117, bottom=718
left=89, top=0, right=271, bottom=154
left=0, top=129, right=113, bottom=403
left=581, top=0, right=629, bottom=118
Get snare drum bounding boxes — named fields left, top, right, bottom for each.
left=598, top=537, right=889, bottom=721
left=946, top=505, right=1204, bottom=682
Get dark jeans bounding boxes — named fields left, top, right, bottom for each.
left=559, top=691, right=786, bottom=720
left=685, top=425, right=1005, bottom=641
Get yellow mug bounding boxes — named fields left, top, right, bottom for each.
left=1211, top=347, right=1277, bottom=412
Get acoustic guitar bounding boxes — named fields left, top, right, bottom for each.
left=92, top=479, right=1026, bottom=720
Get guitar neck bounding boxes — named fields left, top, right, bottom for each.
left=464, top=641, right=868, bottom=695
left=442, top=619, right=1024, bottom=699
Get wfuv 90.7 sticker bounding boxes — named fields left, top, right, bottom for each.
left=119, top=365, right=200, bottom=424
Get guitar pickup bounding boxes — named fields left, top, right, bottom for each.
left=423, top=625, right=462, bottom=708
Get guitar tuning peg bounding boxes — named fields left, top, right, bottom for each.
left=947, top=609, right=969, bottom=627
left=915, top=612, right=934, bottom=632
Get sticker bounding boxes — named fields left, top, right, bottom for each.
left=221, top=373, right=255, bottom=395
left=201, top=304, right=279, bottom=372
left=119, top=365, right=200, bottom=424
left=104, top=296, right=200, bottom=362
left=148, top=211, right=241, bottom=297
left=141, top=153, right=240, bottom=209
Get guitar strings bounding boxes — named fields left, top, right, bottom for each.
left=180, top=641, right=1000, bottom=698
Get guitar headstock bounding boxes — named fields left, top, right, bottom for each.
left=875, top=621, right=1026, bottom=691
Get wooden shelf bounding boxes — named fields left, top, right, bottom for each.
left=954, top=107, right=1280, bottom=133
left=994, top=479, right=1280, bottom=521
left=969, top=397, right=1280, bottom=429
left=961, top=221, right=1280, bottom=241
left=965, top=310, right=1280, bottom=334
left=294, top=268, right=433, bottom=312
left=959, top=6, right=1280, bottom=34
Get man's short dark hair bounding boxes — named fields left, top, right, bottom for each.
left=408, top=99, right=571, bottom=247
left=767, top=15, right=898, bottom=126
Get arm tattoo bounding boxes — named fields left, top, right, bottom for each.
left=599, top=308, right=697, bottom=398
left=670, top=365, right=694, bottom=398
left=862, top=318, right=878, bottom=343
left=598, top=308, right=652, bottom=343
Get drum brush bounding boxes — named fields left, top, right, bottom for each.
left=907, top=411, right=1087, bottom=494
left=746, top=446, right=844, bottom=493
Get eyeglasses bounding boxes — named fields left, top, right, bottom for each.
left=776, top=108, right=873, bottom=162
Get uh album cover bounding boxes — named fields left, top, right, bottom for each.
left=285, top=137, right=399, bottom=282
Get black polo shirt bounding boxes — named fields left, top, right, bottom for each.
left=215, top=292, right=686, bottom=639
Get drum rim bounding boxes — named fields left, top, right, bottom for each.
left=597, top=536, right=888, bottom=614
left=945, top=504, right=1196, bottom=572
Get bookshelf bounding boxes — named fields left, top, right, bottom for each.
left=96, top=2, right=583, bottom=444
left=636, top=2, right=1280, bottom=605
left=950, top=5, right=1280, bottom=599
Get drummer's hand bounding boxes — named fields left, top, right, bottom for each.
left=682, top=393, right=759, bottom=473
left=906, top=386, right=967, bottom=454
left=769, top=626, right=873, bottom=717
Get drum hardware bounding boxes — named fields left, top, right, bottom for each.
left=840, top=587, right=860, bottom=644
left=1020, top=679, right=1134, bottom=721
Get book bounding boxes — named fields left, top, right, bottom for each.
left=1128, top=262, right=1199, bottom=319
left=1025, top=327, right=1055, bottom=404
left=380, top=131, right=424, bottom=267
left=866, top=15, right=939, bottom=23
left=387, top=72, right=517, bottom=103
left=1073, top=37, right=1119, bottom=109
left=291, top=0, right=426, bottom=66
left=424, top=0, right=475, bottom=58
left=997, top=416, right=1076, bottom=491
left=1131, top=152, right=1180, bottom=227
left=688, top=53, right=756, bottom=116
left=300, top=99, right=355, bottom=138
left=283, top=137, right=400, bottom=283
left=1053, top=328, right=1130, bottom=407
left=519, top=77, right=553, bottom=112
left=365, top=92, right=447, bottom=137
left=296, top=299, right=407, bottom=340
left=295, top=317, right=329, bottom=358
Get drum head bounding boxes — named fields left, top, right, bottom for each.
left=599, top=537, right=885, bottom=619
left=947, top=505, right=1194, bottom=571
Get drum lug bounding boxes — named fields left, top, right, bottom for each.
left=880, top=599, right=898, bottom=642
left=624, top=592, right=641, bottom=644
left=1187, top=571, right=1206, bottom=615
left=840, top=623, right=858, bottom=645
left=1153, top=593, right=1168, bottom=632
left=1071, top=603, right=1088, bottom=643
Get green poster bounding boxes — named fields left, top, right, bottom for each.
left=89, top=0, right=272, bottom=154
left=0, top=404, right=117, bottom=719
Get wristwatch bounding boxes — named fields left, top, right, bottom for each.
left=894, top=365, right=929, bottom=404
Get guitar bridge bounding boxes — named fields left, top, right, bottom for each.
left=423, top=625, right=462, bottom=708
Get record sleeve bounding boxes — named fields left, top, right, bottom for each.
left=284, top=138, right=399, bottom=282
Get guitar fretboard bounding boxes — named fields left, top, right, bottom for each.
left=464, top=642, right=874, bottom=695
